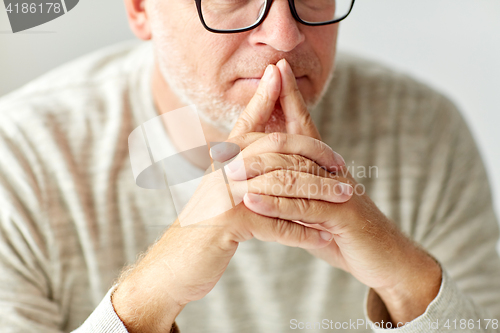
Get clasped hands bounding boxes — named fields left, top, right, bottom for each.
left=209, top=59, right=442, bottom=325
left=112, top=59, right=442, bottom=333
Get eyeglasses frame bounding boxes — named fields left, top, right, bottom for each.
left=194, top=0, right=355, bottom=34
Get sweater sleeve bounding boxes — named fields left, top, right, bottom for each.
left=73, top=285, right=180, bottom=333
left=72, top=286, right=129, bottom=333
left=0, top=125, right=64, bottom=332
left=0, top=117, right=181, bottom=333
left=364, top=94, right=500, bottom=332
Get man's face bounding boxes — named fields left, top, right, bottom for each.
left=147, top=0, right=339, bottom=132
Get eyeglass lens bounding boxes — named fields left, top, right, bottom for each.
left=200, top=0, right=353, bottom=31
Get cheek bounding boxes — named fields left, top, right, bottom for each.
left=192, top=35, right=247, bottom=89
left=154, top=2, right=214, bottom=70
left=310, top=24, right=338, bottom=58
left=160, top=12, right=242, bottom=86
left=304, top=25, right=338, bottom=84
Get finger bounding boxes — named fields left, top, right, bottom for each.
left=229, top=65, right=281, bottom=139
left=277, top=59, right=321, bottom=140
left=241, top=169, right=353, bottom=203
left=225, top=153, right=334, bottom=181
left=231, top=205, right=333, bottom=248
left=211, top=133, right=271, bottom=162
left=237, top=132, right=345, bottom=172
left=209, top=141, right=241, bottom=162
left=244, top=193, right=338, bottom=225
left=210, top=133, right=268, bottom=163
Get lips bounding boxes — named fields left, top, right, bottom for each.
left=235, top=66, right=307, bottom=82
left=235, top=75, right=306, bottom=82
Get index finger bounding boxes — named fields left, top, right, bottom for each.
left=210, top=132, right=268, bottom=162
left=240, top=132, right=345, bottom=172
left=277, top=59, right=322, bottom=140
left=229, top=65, right=281, bottom=138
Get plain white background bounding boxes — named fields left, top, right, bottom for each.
left=1, top=0, right=499, bottom=251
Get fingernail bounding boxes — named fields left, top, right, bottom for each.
left=226, top=159, right=244, bottom=172
left=278, top=58, right=295, bottom=77
left=210, top=142, right=240, bottom=162
left=339, top=183, right=353, bottom=196
left=277, top=59, right=286, bottom=71
left=210, top=144, right=222, bottom=158
left=224, top=159, right=246, bottom=180
left=262, top=65, right=273, bottom=82
left=320, top=231, right=333, bottom=241
left=245, top=193, right=262, bottom=203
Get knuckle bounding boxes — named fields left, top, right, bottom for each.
left=299, top=111, right=313, bottom=128
left=237, top=133, right=253, bottom=146
left=245, top=155, right=258, bottom=172
left=272, top=218, right=310, bottom=248
left=277, top=153, right=289, bottom=166
left=313, top=138, right=326, bottom=153
left=252, top=155, right=265, bottom=173
left=293, top=223, right=309, bottom=247
left=291, top=231, right=306, bottom=247
left=295, top=198, right=311, bottom=216
left=268, top=132, right=287, bottom=151
left=236, top=117, right=253, bottom=133
left=289, top=154, right=312, bottom=173
left=273, top=219, right=289, bottom=238
left=260, top=154, right=278, bottom=176
left=274, top=196, right=285, bottom=212
left=314, top=202, right=329, bottom=220
left=254, top=89, right=269, bottom=104
left=273, top=169, right=298, bottom=192
left=313, top=140, right=331, bottom=167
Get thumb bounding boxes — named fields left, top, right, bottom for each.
left=229, top=64, right=281, bottom=139
left=276, top=59, right=321, bottom=140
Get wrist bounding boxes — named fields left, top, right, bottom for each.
left=111, top=270, right=185, bottom=333
left=372, top=250, right=442, bottom=324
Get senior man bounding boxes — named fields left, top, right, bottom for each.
left=1, top=0, right=500, bottom=332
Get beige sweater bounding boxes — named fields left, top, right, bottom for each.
left=0, top=41, right=499, bottom=333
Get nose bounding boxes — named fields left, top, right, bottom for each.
left=248, top=0, right=305, bottom=52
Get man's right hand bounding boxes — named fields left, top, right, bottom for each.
left=111, top=62, right=348, bottom=333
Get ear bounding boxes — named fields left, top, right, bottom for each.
left=124, top=0, right=151, bottom=40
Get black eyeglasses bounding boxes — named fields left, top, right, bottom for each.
left=194, top=0, right=355, bottom=34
